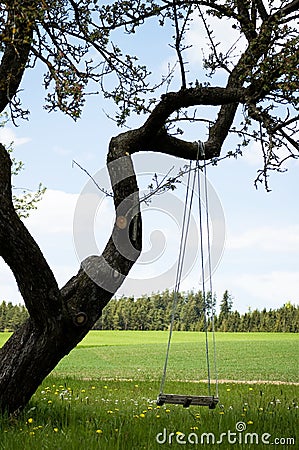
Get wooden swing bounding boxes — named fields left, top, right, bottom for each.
left=157, top=142, right=219, bottom=409
left=156, top=394, right=219, bottom=409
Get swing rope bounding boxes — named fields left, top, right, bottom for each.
left=159, top=141, right=218, bottom=401
left=197, top=143, right=211, bottom=396
left=159, top=159, right=197, bottom=395
left=197, top=141, right=219, bottom=398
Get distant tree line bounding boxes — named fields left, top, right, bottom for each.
left=96, top=290, right=299, bottom=333
left=1, top=291, right=298, bottom=332
left=0, top=301, right=28, bottom=332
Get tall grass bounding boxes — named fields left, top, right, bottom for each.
left=0, top=331, right=298, bottom=449
left=0, top=378, right=297, bottom=449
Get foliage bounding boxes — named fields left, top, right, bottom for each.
left=0, top=1, right=298, bottom=185
left=0, top=300, right=28, bottom=332
left=0, top=115, right=46, bottom=218
left=95, top=290, right=299, bottom=333
left=10, top=149, right=46, bottom=219
left=12, top=182, right=46, bottom=219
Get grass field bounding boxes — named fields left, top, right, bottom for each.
left=0, top=331, right=298, bottom=449
left=1, top=331, right=297, bottom=382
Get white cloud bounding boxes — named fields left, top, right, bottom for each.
left=26, top=189, right=79, bottom=234
left=0, top=260, right=23, bottom=304
left=242, top=142, right=263, bottom=166
left=227, top=225, right=299, bottom=253
left=212, top=268, right=299, bottom=313
left=53, top=145, right=72, bottom=156
left=1, top=189, right=90, bottom=303
left=0, top=127, right=31, bottom=147
left=232, top=271, right=299, bottom=307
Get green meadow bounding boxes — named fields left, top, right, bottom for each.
left=0, top=331, right=298, bottom=449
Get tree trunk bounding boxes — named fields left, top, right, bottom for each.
left=0, top=136, right=142, bottom=415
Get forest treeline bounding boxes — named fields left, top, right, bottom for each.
left=1, top=290, right=298, bottom=332
left=0, top=301, right=28, bottom=332
left=96, top=290, right=298, bottom=332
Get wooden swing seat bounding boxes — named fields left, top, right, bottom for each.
left=156, top=393, right=219, bottom=409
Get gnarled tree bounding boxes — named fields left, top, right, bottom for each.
left=0, top=0, right=298, bottom=414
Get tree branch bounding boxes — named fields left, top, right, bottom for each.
left=139, top=87, right=244, bottom=140
left=0, top=145, right=62, bottom=327
left=236, top=0, right=257, bottom=41
left=255, top=0, right=268, bottom=20
left=60, top=137, right=142, bottom=328
left=0, top=4, right=33, bottom=114
left=279, top=0, right=299, bottom=18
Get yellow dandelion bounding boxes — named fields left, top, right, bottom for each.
left=29, top=431, right=35, bottom=436
left=134, top=384, right=139, bottom=388
left=96, top=429, right=103, bottom=434
left=247, top=420, right=253, bottom=425
left=219, top=411, right=224, bottom=415
left=226, top=388, right=231, bottom=392
left=104, top=385, right=108, bottom=389
left=81, top=389, right=86, bottom=393
left=156, top=415, right=160, bottom=418
left=176, top=431, right=183, bottom=435
left=53, top=428, right=59, bottom=433
left=249, top=387, right=253, bottom=391
left=165, top=409, right=171, bottom=413
left=259, top=407, right=264, bottom=411
left=27, top=418, right=34, bottom=424
left=48, top=400, right=52, bottom=404
left=148, top=406, right=153, bottom=410
left=91, top=386, right=96, bottom=390
left=139, top=413, right=146, bottom=418
left=107, top=410, right=113, bottom=414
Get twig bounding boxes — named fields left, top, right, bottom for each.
left=72, top=160, right=113, bottom=197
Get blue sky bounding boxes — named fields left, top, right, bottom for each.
left=0, top=9, right=298, bottom=313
